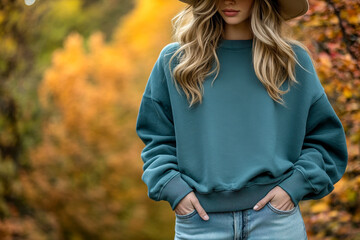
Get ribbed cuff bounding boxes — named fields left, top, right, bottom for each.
left=159, top=173, right=194, bottom=210
left=277, top=168, right=315, bottom=206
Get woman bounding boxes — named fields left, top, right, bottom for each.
left=135, top=0, right=348, bottom=239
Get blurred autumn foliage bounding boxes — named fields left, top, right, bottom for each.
left=0, top=0, right=358, bottom=239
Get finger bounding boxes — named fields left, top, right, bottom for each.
left=287, top=201, right=295, bottom=210
left=190, top=198, right=209, bottom=221
left=253, top=193, right=274, bottom=211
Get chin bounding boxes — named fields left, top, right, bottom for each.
left=224, top=18, right=247, bottom=25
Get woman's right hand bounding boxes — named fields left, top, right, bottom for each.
left=174, top=191, right=209, bottom=221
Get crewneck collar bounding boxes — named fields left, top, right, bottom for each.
left=218, top=38, right=253, bottom=50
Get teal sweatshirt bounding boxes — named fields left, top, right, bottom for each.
left=135, top=38, right=348, bottom=213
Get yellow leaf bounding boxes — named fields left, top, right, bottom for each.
left=348, top=15, right=360, bottom=24
left=343, top=87, right=352, bottom=98
left=311, top=202, right=329, bottom=213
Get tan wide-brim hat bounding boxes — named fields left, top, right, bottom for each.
left=178, top=0, right=309, bottom=21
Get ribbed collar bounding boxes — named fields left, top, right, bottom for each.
left=218, top=38, right=253, bottom=50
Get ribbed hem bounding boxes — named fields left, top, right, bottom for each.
left=277, top=168, right=315, bottom=206
left=160, top=173, right=194, bottom=211
left=193, top=170, right=295, bottom=213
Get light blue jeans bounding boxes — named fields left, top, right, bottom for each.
left=174, top=202, right=308, bottom=240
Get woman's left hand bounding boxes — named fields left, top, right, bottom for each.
left=253, top=186, right=295, bottom=211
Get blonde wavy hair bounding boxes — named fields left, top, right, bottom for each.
left=167, top=0, right=315, bottom=108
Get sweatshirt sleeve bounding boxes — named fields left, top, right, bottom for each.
left=135, top=45, right=194, bottom=211
left=277, top=92, right=348, bottom=206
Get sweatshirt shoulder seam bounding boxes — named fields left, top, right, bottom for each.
left=142, top=94, right=162, bottom=104
left=142, top=94, right=171, bottom=109
left=311, top=92, right=325, bottom=106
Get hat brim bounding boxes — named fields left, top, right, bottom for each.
left=178, top=0, right=309, bottom=21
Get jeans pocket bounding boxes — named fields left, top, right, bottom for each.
left=266, top=202, right=298, bottom=215
left=175, top=209, right=198, bottom=219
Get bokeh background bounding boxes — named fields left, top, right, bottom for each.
left=0, top=0, right=359, bottom=239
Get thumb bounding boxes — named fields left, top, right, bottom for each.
left=190, top=197, right=210, bottom=221
left=253, top=192, right=274, bottom=211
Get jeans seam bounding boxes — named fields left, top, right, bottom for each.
left=242, top=209, right=249, bottom=239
